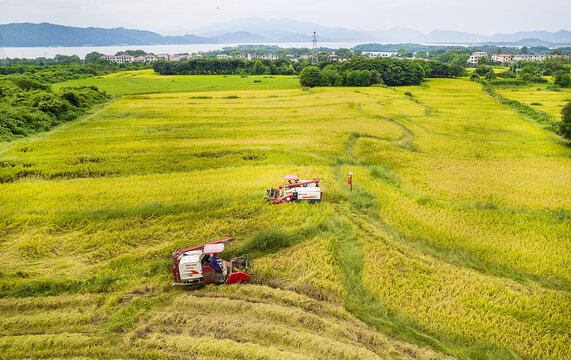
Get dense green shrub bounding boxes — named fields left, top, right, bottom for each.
left=488, top=79, right=528, bottom=86
left=498, top=70, right=516, bottom=79
left=320, top=68, right=344, bottom=86
left=0, top=79, right=109, bottom=141
left=425, top=61, right=465, bottom=78
left=345, top=70, right=372, bottom=86
left=474, top=65, right=494, bottom=77
left=485, top=71, right=497, bottom=80
left=553, top=70, right=571, bottom=87
left=519, top=66, right=547, bottom=83
left=299, top=66, right=322, bottom=87
left=9, top=76, right=51, bottom=91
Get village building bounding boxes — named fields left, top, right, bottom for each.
left=513, top=54, right=546, bottom=62
left=364, top=52, right=395, bottom=59
left=491, top=54, right=512, bottom=63
left=260, top=54, right=279, bottom=60
left=467, top=52, right=488, bottom=66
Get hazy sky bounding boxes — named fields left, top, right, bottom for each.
left=1, top=0, right=569, bottom=35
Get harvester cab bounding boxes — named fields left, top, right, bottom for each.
left=264, top=175, right=322, bottom=204
left=171, top=237, right=250, bottom=286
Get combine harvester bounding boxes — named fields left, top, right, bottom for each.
left=172, top=237, right=250, bottom=286
left=264, top=175, right=322, bottom=204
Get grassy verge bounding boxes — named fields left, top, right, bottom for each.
left=481, top=81, right=560, bottom=134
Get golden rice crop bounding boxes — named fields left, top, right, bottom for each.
left=496, top=85, right=571, bottom=122
left=1, top=72, right=569, bottom=359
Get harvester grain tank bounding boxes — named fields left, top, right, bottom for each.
left=171, top=237, right=250, bottom=286
left=264, top=175, right=322, bottom=204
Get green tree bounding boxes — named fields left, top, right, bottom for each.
left=435, top=52, right=456, bottom=64
left=498, top=70, right=516, bottom=79
left=478, top=56, right=488, bottom=65
left=299, top=66, right=322, bottom=87
left=485, top=70, right=497, bottom=80
left=252, top=60, right=265, bottom=75
left=415, top=51, right=428, bottom=59
left=559, top=101, right=571, bottom=139
left=321, top=69, right=343, bottom=86
left=544, top=57, right=567, bottom=73
left=335, top=48, right=352, bottom=58
left=553, top=70, right=571, bottom=87
left=54, top=55, right=81, bottom=65
left=519, top=65, right=541, bottom=82
left=451, top=54, right=469, bottom=67
left=85, top=52, right=103, bottom=64
left=345, top=70, right=371, bottom=86
left=550, top=48, right=563, bottom=55
left=474, top=65, right=493, bottom=76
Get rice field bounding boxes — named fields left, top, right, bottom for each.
left=1, top=71, right=569, bottom=359
left=495, top=83, right=571, bottom=122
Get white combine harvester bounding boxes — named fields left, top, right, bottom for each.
left=264, top=175, right=322, bottom=204
left=171, top=237, right=250, bottom=286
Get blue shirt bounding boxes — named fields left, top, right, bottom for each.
left=210, top=255, right=221, bottom=271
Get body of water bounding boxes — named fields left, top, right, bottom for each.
left=0, top=42, right=366, bottom=59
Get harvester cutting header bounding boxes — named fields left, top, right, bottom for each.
left=264, top=175, right=322, bottom=204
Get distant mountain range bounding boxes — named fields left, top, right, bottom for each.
left=0, top=20, right=570, bottom=48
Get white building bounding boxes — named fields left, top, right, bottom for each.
left=156, top=54, right=169, bottom=61
left=260, top=54, right=279, bottom=60
left=99, top=54, right=134, bottom=63
left=513, top=54, right=546, bottom=62
left=169, top=55, right=192, bottom=62
left=491, top=54, right=512, bottom=63
left=364, top=52, right=395, bottom=59
left=216, top=54, right=231, bottom=59
left=468, top=52, right=488, bottom=66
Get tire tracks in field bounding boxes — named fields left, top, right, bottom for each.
left=328, top=162, right=524, bottom=359
left=337, top=137, right=571, bottom=293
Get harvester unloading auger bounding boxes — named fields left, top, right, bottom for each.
left=172, top=237, right=250, bottom=286
left=264, top=175, right=322, bottom=204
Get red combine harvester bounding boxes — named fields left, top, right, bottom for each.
left=171, top=237, right=250, bottom=286
left=264, top=175, right=322, bottom=204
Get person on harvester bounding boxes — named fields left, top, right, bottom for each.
left=210, top=253, right=221, bottom=273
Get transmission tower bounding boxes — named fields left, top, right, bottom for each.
left=311, top=32, right=318, bottom=65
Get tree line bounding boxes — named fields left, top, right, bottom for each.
left=153, top=58, right=297, bottom=76
left=300, top=58, right=465, bottom=87
left=153, top=57, right=464, bottom=87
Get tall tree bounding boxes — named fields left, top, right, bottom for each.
left=299, top=66, right=322, bottom=87
left=85, top=52, right=103, bottom=64
left=252, top=60, right=265, bottom=75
